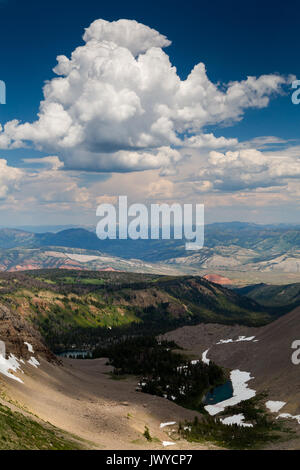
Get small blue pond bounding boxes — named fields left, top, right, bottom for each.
left=204, top=380, right=233, bottom=405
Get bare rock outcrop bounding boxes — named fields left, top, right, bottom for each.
left=0, top=302, right=57, bottom=362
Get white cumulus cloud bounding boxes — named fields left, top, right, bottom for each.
left=0, top=19, right=289, bottom=173
left=0, top=159, right=23, bottom=199
left=196, top=148, right=300, bottom=192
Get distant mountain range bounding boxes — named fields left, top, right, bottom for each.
left=0, top=222, right=299, bottom=276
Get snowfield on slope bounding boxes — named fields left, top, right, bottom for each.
left=204, top=370, right=256, bottom=416
left=0, top=340, right=41, bottom=383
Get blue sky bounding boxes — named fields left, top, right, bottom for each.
left=1, top=0, right=299, bottom=137
left=0, top=0, right=299, bottom=225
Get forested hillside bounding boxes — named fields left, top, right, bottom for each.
left=0, top=270, right=274, bottom=351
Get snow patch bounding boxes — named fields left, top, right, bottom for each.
left=266, top=401, right=286, bottom=413
left=160, top=421, right=176, bottom=428
left=162, top=441, right=175, bottom=447
left=277, top=413, right=300, bottom=424
left=220, top=413, right=253, bottom=428
left=0, top=340, right=41, bottom=382
left=236, top=336, right=256, bottom=342
left=24, top=342, right=34, bottom=353
left=28, top=357, right=40, bottom=368
left=0, top=353, right=24, bottom=383
left=217, top=336, right=256, bottom=345
left=205, top=369, right=256, bottom=416
left=202, top=349, right=210, bottom=365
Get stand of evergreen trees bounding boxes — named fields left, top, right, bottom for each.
left=93, top=336, right=225, bottom=412
left=179, top=393, right=292, bottom=449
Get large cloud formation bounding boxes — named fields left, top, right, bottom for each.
left=196, top=149, right=300, bottom=192
left=0, top=19, right=288, bottom=173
